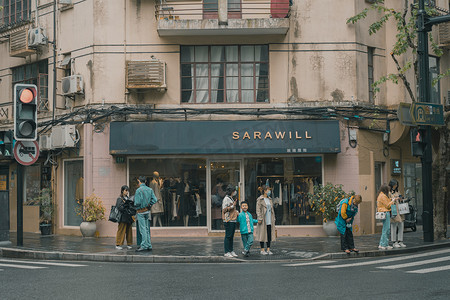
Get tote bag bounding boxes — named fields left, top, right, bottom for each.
left=108, top=205, right=122, bottom=223
left=398, top=203, right=410, bottom=215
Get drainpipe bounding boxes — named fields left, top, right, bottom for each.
left=35, top=0, right=39, bottom=27
left=218, top=0, right=228, bottom=25
left=52, top=0, right=57, bottom=121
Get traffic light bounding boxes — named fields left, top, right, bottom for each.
left=0, top=130, right=13, bottom=157
left=411, top=128, right=426, bottom=157
left=14, top=83, right=38, bottom=141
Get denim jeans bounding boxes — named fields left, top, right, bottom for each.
left=136, top=213, right=152, bottom=249
left=379, top=212, right=391, bottom=247
left=224, top=222, right=236, bottom=253
left=241, top=233, right=254, bottom=252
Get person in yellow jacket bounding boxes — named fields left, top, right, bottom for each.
left=377, top=185, right=395, bottom=250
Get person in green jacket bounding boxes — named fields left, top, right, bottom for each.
left=134, top=176, right=157, bottom=252
left=335, top=195, right=362, bottom=254
left=237, top=201, right=258, bottom=257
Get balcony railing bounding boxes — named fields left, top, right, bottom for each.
left=155, top=0, right=291, bottom=36
left=156, top=0, right=290, bottom=20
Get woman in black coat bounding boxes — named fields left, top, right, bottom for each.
left=115, top=185, right=135, bottom=249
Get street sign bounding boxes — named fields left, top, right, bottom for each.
left=410, top=102, right=444, bottom=126
left=13, top=141, right=39, bottom=166
left=397, top=103, right=415, bottom=126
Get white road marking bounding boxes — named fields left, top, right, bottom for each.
left=284, top=260, right=336, bottom=267
left=321, top=248, right=450, bottom=269
left=378, top=256, right=450, bottom=270
left=407, top=264, right=450, bottom=274
left=0, top=263, right=45, bottom=269
left=0, top=259, right=87, bottom=267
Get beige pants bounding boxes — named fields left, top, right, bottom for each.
left=116, top=222, right=133, bottom=246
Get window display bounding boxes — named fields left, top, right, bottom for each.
left=244, top=157, right=323, bottom=226
left=129, top=158, right=207, bottom=227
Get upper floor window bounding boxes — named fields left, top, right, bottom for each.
left=12, top=60, right=49, bottom=112
left=0, top=0, right=31, bottom=27
left=429, top=56, right=440, bottom=104
left=368, top=47, right=375, bottom=104
left=181, top=45, right=269, bottom=104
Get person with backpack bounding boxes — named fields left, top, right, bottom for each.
left=335, top=195, right=362, bottom=254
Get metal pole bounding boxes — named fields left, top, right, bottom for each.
left=52, top=0, right=57, bottom=121
left=16, top=164, right=23, bottom=246
left=417, top=0, right=434, bottom=242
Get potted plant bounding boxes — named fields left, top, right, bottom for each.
left=309, top=183, right=353, bottom=236
left=76, top=193, right=106, bottom=237
left=34, top=188, right=53, bottom=235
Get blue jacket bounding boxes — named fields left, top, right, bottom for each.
left=335, top=197, right=358, bottom=235
left=134, top=183, right=157, bottom=210
left=237, top=211, right=258, bottom=234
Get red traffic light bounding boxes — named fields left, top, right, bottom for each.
left=18, top=87, right=36, bottom=104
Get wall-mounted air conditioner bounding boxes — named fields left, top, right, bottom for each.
left=126, top=59, right=167, bottom=90
left=51, top=125, right=77, bottom=148
left=59, top=0, right=72, bottom=4
left=28, top=27, right=48, bottom=48
left=61, top=75, right=84, bottom=96
left=39, top=134, right=52, bottom=151
left=9, top=26, right=36, bottom=57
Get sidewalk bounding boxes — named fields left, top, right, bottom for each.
left=1, top=226, right=449, bottom=263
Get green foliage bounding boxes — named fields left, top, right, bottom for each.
left=76, top=193, right=106, bottom=222
left=347, top=0, right=449, bottom=100
left=33, top=188, right=53, bottom=224
left=309, top=183, right=354, bottom=222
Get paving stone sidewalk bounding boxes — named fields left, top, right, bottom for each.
left=1, top=226, right=449, bottom=263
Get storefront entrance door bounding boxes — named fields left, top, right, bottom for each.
left=209, top=160, right=242, bottom=231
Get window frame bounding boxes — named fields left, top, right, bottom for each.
left=180, top=45, right=269, bottom=104
left=0, top=0, right=31, bottom=27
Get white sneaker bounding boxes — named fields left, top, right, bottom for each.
left=230, top=251, right=238, bottom=257
left=224, top=252, right=233, bottom=258
left=393, top=242, right=401, bottom=248
left=260, top=250, right=268, bottom=255
left=386, top=246, right=393, bottom=250
left=398, top=242, right=406, bottom=248
left=115, top=246, right=123, bottom=250
left=378, top=246, right=386, bottom=250
left=126, top=246, right=132, bottom=249
left=267, top=250, right=273, bottom=255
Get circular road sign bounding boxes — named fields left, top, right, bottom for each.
left=13, top=140, right=40, bottom=166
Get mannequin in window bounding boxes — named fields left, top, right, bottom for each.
left=181, top=171, right=192, bottom=226
left=150, top=171, right=164, bottom=227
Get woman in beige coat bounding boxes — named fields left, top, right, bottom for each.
left=255, top=185, right=276, bottom=255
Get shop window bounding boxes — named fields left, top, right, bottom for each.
left=244, top=157, right=323, bottom=226
left=64, top=160, right=83, bottom=226
left=23, top=164, right=40, bottom=204
left=0, top=0, right=31, bottom=28
left=129, top=158, right=207, bottom=227
left=12, top=60, right=49, bottom=112
left=181, top=45, right=269, bottom=104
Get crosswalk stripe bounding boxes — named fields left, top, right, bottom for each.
left=284, top=260, right=336, bottom=267
left=321, top=248, right=450, bottom=269
left=407, top=264, right=450, bottom=274
left=378, top=256, right=450, bottom=270
left=0, top=263, right=46, bottom=269
left=0, top=259, right=87, bottom=267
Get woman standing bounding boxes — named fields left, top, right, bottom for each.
left=377, top=184, right=394, bottom=250
left=255, top=185, right=276, bottom=255
left=222, top=184, right=238, bottom=258
left=389, top=179, right=406, bottom=248
left=115, top=185, right=135, bottom=250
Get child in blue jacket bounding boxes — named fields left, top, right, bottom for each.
left=237, top=201, right=258, bottom=257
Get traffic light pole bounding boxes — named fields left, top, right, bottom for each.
left=16, top=164, right=23, bottom=246
left=416, top=1, right=450, bottom=242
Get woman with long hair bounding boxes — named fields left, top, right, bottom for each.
left=115, top=185, right=135, bottom=250
left=377, top=184, right=394, bottom=250
left=255, top=185, right=276, bottom=255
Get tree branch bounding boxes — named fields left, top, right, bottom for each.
left=391, top=53, right=416, bottom=102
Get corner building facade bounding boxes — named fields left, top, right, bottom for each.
left=0, top=0, right=447, bottom=238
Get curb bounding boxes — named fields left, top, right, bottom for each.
left=315, top=241, right=450, bottom=260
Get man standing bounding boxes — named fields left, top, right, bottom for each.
left=134, top=176, right=157, bottom=252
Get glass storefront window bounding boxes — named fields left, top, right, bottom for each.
left=244, top=157, right=323, bottom=225
left=129, top=158, right=207, bottom=227
left=24, top=165, right=40, bottom=204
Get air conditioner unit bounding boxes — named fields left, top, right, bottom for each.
left=61, top=75, right=84, bottom=96
left=51, top=125, right=77, bottom=148
left=28, top=27, right=47, bottom=48
left=59, top=0, right=72, bottom=4
left=9, top=26, right=36, bottom=57
left=126, top=59, right=167, bottom=90
left=39, top=134, right=52, bottom=151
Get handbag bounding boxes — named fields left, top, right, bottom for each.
left=375, top=211, right=386, bottom=220
left=391, top=204, right=397, bottom=217
left=398, top=202, right=410, bottom=215
left=108, top=205, right=122, bottom=223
